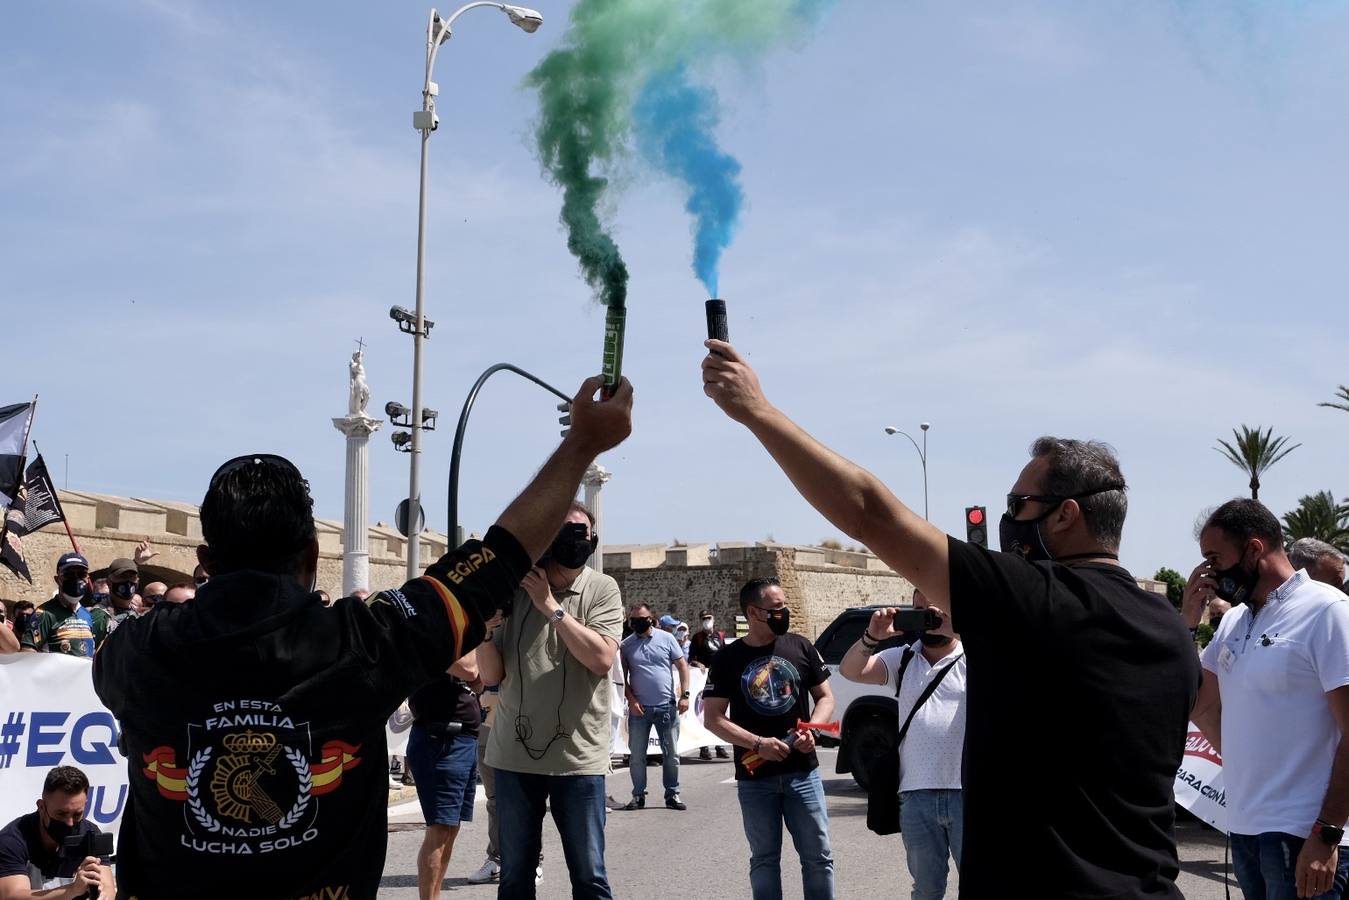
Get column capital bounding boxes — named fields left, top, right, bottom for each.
left=583, top=462, right=612, bottom=487
left=332, top=414, right=384, bottom=439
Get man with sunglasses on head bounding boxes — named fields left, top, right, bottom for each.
left=700, top=341, right=1197, bottom=900
left=91, top=375, right=634, bottom=900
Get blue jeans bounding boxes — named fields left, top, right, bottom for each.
left=495, top=769, right=612, bottom=900
left=629, top=702, right=681, bottom=800
left=1231, top=832, right=1349, bottom=900
left=736, top=769, right=835, bottom=900
left=899, top=789, right=963, bottom=900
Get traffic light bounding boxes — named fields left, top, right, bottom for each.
left=965, top=506, right=988, bottom=548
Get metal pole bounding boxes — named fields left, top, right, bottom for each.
left=921, top=429, right=929, bottom=521
left=448, top=363, right=572, bottom=545
left=407, top=18, right=438, bottom=580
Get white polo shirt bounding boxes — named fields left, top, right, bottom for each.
left=877, top=640, right=967, bottom=792
left=1200, top=570, right=1349, bottom=839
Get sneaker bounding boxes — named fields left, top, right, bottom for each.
left=621, top=796, right=645, bottom=811
left=467, top=856, right=500, bottom=884
left=535, top=864, right=544, bottom=887
left=715, top=746, right=729, bottom=759
left=666, top=796, right=687, bottom=811
left=699, top=747, right=712, bottom=760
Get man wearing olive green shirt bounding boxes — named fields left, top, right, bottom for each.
left=476, top=501, right=623, bottom=900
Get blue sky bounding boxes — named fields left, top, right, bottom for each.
left=3, top=0, right=1348, bottom=580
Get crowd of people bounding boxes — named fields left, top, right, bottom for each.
left=3, top=349, right=1349, bottom=900
left=0, top=544, right=204, bottom=658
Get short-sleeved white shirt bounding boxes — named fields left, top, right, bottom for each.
left=1200, top=570, right=1349, bottom=839
left=875, top=640, right=967, bottom=792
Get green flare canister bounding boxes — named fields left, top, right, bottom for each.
left=602, top=305, right=626, bottom=396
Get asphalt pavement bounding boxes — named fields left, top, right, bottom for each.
left=379, top=749, right=1238, bottom=898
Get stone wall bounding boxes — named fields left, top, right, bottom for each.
left=606, top=545, right=915, bottom=639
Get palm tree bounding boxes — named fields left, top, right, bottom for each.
left=1320, top=386, right=1349, bottom=413
left=1283, top=492, right=1349, bottom=553
left=1214, top=425, right=1301, bottom=501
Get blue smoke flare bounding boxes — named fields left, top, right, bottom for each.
left=633, top=65, right=744, bottom=297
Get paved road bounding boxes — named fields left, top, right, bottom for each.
left=379, top=749, right=1236, bottom=898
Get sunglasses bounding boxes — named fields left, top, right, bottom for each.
left=209, top=453, right=304, bottom=488
left=1005, top=483, right=1125, bottom=519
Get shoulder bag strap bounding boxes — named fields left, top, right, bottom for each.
left=896, top=652, right=965, bottom=748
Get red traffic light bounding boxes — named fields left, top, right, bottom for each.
left=967, top=508, right=985, bottom=526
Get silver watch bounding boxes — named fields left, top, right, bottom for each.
left=550, top=606, right=567, bottom=625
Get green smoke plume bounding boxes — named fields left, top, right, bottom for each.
left=527, top=0, right=828, bottom=308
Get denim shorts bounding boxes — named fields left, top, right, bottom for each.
left=407, top=725, right=478, bottom=827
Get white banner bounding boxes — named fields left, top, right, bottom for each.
left=0, top=654, right=130, bottom=841
left=610, top=667, right=726, bottom=757
left=1174, top=723, right=1227, bottom=833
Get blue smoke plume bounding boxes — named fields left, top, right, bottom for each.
left=632, top=65, right=744, bottom=298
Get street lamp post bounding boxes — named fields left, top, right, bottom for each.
left=401, top=3, right=543, bottom=579
left=884, top=422, right=930, bottom=520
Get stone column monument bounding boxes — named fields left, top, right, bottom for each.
left=582, top=462, right=611, bottom=573
left=333, top=349, right=381, bottom=597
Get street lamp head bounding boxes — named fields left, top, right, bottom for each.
left=884, top=426, right=899, bottom=435
left=920, top=422, right=930, bottom=431
left=502, top=5, right=543, bottom=32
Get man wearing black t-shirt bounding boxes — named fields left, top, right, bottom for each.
left=0, top=766, right=115, bottom=898
left=704, top=577, right=836, bottom=900
left=701, top=341, right=1197, bottom=899
left=408, top=649, right=488, bottom=900
left=92, top=375, right=633, bottom=900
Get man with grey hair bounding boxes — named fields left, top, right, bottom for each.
left=701, top=341, right=1199, bottom=899
left=1289, top=537, right=1348, bottom=590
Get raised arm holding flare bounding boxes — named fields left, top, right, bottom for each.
left=700, top=339, right=1198, bottom=900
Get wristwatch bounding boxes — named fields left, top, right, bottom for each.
left=1314, top=820, right=1345, bottom=846
left=680, top=690, right=691, bottom=699
left=550, top=606, right=567, bottom=625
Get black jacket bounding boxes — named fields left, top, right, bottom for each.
left=92, top=526, right=528, bottom=900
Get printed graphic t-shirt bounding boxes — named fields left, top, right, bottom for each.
left=92, top=525, right=529, bottom=900
left=704, top=633, right=829, bottom=780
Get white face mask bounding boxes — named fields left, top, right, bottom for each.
left=701, top=619, right=714, bottom=632
left=675, top=629, right=688, bottom=641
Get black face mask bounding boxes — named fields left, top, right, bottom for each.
left=760, top=606, right=790, bottom=636
left=630, top=617, right=652, bottom=634
left=112, top=582, right=136, bottom=601
left=999, top=509, right=1056, bottom=562
left=920, top=633, right=953, bottom=648
left=90, top=592, right=109, bottom=607
left=545, top=523, right=597, bottom=570
left=1214, top=554, right=1260, bottom=606
left=60, top=577, right=89, bottom=602
left=42, top=812, right=77, bottom=845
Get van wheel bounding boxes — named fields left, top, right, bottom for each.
left=846, top=715, right=897, bottom=791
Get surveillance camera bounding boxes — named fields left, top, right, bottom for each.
left=386, top=401, right=409, bottom=419
left=412, top=111, right=439, bottom=132
left=390, top=306, right=413, bottom=323
left=421, top=408, right=439, bottom=422
left=392, top=431, right=413, bottom=447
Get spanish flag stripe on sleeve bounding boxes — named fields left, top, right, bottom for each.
left=418, top=576, right=471, bottom=659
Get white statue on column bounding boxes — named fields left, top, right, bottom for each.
left=349, top=351, right=371, bottom=416
left=335, top=345, right=381, bottom=598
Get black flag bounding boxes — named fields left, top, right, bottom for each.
left=7, top=454, right=65, bottom=537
